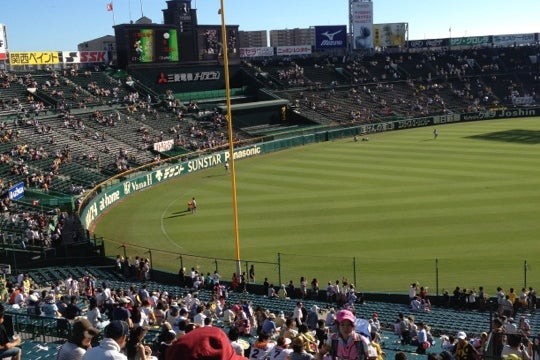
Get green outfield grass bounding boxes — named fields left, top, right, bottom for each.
left=94, top=118, right=540, bottom=294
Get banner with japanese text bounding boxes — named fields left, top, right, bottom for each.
left=275, top=45, right=311, bottom=56
left=351, top=1, right=373, bottom=49
left=9, top=51, right=60, bottom=65
left=373, top=23, right=407, bottom=47
left=0, top=24, right=7, bottom=60
left=239, top=47, right=274, bottom=58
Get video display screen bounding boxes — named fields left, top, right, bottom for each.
left=129, top=29, right=179, bottom=63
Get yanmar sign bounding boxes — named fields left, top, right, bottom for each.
left=315, top=26, right=347, bottom=49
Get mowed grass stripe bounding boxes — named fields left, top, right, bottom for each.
left=94, top=118, right=540, bottom=291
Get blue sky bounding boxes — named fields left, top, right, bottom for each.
left=2, top=0, right=540, bottom=51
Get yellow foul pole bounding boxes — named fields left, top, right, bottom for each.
left=219, top=0, right=242, bottom=278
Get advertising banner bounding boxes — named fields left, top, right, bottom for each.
left=158, top=69, right=221, bottom=84
left=81, top=106, right=540, bottom=230
left=8, top=182, right=24, bottom=201
left=9, top=51, right=60, bottom=65
left=373, top=23, right=407, bottom=47
left=450, top=36, right=490, bottom=47
left=239, top=47, right=274, bottom=58
left=351, top=1, right=373, bottom=49
left=80, top=51, right=108, bottom=63
left=61, top=51, right=109, bottom=64
left=153, top=139, right=174, bottom=152
left=62, top=51, right=80, bottom=63
left=314, top=25, right=347, bottom=49
left=407, top=38, right=449, bottom=49
left=0, top=24, right=7, bottom=61
left=276, top=45, right=312, bottom=56
left=492, top=33, right=535, bottom=47
left=82, top=145, right=263, bottom=228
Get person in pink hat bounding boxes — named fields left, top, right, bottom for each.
left=317, top=309, right=369, bottom=360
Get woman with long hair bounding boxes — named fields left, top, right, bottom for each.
left=126, top=326, right=155, bottom=360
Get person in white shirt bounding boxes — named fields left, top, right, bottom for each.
left=228, top=327, right=245, bottom=357
left=268, top=336, right=293, bottom=360
left=212, top=271, right=221, bottom=287
left=249, top=332, right=275, bottom=360
left=293, top=302, right=304, bottom=327
left=193, top=305, right=206, bottom=327
left=411, top=296, right=422, bottom=311
left=81, top=320, right=129, bottom=360
left=415, top=322, right=429, bottom=354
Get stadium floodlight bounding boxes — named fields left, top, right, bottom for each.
left=219, top=0, right=242, bottom=278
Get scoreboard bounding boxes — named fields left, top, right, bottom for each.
left=128, top=28, right=179, bottom=63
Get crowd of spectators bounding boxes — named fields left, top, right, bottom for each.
left=247, top=46, right=539, bottom=124
left=2, top=266, right=539, bottom=360
left=0, top=45, right=536, bottom=197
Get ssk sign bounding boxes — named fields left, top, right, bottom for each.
left=315, top=25, right=347, bottom=49
left=80, top=51, right=107, bottom=63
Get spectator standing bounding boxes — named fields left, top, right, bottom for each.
left=278, top=284, right=287, bottom=300
left=306, top=305, right=319, bottom=331
left=527, top=287, right=537, bottom=310
left=409, top=283, right=418, bottom=302
left=293, top=302, right=304, bottom=327
left=300, top=277, right=308, bottom=299
left=310, top=278, right=319, bottom=299
left=399, top=313, right=411, bottom=345
left=249, top=265, right=255, bottom=284
left=452, top=331, right=478, bottom=360
left=415, top=322, right=429, bottom=354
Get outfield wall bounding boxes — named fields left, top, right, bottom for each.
left=80, top=107, right=540, bottom=230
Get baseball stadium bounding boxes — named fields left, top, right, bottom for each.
left=0, top=0, right=538, bottom=359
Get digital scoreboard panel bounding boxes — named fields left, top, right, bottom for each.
left=128, top=28, right=179, bottom=64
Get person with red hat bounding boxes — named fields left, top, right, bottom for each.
left=317, top=309, right=369, bottom=360
left=166, top=326, right=246, bottom=360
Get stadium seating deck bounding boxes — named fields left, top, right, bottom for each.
left=2, top=265, right=539, bottom=358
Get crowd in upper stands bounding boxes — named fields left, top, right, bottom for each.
left=0, top=46, right=537, bottom=199
left=245, top=46, right=539, bottom=125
